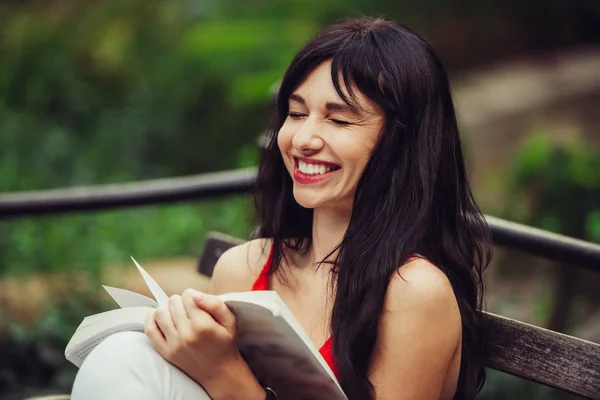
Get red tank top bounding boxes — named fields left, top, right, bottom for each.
left=251, top=246, right=339, bottom=378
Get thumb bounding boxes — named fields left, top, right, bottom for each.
left=185, top=289, right=236, bottom=331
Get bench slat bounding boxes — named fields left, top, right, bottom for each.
left=197, top=231, right=243, bottom=277
left=484, top=313, right=600, bottom=399
left=199, top=233, right=600, bottom=398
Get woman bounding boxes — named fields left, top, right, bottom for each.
left=72, top=17, right=491, bottom=400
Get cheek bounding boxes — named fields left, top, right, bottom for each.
left=340, top=138, right=378, bottom=174
left=355, top=135, right=379, bottom=170
left=277, top=125, right=292, bottom=153
left=277, top=126, right=295, bottom=171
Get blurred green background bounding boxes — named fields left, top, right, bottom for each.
left=0, top=1, right=599, bottom=399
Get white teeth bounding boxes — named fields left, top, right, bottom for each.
left=297, top=160, right=336, bottom=175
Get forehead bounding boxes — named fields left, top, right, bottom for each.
left=292, top=61, right=380, bottom=115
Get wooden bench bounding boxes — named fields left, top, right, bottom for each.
left=199, top=232, right=600, bottom=399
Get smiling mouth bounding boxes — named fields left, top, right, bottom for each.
left=295, top=158, right=341, bottom=176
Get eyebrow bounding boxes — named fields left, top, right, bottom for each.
left=289, top=93, right=362, bottom=115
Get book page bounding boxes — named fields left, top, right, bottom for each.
left=131, top=256, right=169, bottom=305
left=65, top=306, right=151, bottom=367
left=65, top=260, right=167, bottom=370
left=103, top=285, right=158, bottom=308
left=65, top=259, right=169, bottom=370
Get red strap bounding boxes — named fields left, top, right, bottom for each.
left=319, top=337, right=339, bottom=378
left=251, top=245, right=274, bottom=291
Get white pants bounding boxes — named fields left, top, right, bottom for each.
left=71, top=331, right=210, bottom=400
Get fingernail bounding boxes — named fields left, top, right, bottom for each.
left=191, top=290, right=204, bottom=303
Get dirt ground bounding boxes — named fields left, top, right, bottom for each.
left=0, top=257, right=210, bottom=327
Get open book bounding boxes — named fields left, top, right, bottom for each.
left=65, top=257, right=347, bottom=399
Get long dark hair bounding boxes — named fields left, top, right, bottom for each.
left=254, top=17, right=492, bottom=400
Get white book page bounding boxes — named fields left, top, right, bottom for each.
left=103, top=285, right=159, bottom=308
left=131, top=256, right=169, bottom=306
left=65, top=259, right=167, bottom=369
left=65, top=306, right=151, bottom=367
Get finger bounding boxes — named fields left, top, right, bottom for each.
left=168, top=294, right=190, bottom=331
left=154, top=305, right=178, bottom=341
left=145, top=310, right=168, bottom=353
left=181, top=291, right=221, bottom=332
left=183, top=289, right=236, bottom=332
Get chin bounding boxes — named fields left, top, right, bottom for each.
left=292, top=189, right=325, bottom=209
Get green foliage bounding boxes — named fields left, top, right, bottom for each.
left=506, top=131, right=600, bottom=241
left=586, top=210, right=600, bottom=242
left=0, top=197, right=253, bottom=277
left=484, top=131, right=600, bottom=399
left=0, top=0, right=316, bottom=278
left=0, top=1, right=308, bottom=190
left=0, top=289, right=109, bottom=399
left=479, top=370, right=582, bottom=400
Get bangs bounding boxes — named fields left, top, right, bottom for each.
left=329, top=34, right=387, bottom=114
left=276, top=24, right=389, bottom=119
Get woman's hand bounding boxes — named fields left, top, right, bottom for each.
left=145, top=289, right=265, bottom=400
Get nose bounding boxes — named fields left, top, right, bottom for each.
left=291, top=116, right=323, bottom=154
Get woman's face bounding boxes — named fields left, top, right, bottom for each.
left=278, top=61, right=384, bottom=212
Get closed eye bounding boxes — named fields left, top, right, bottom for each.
left=288, top=112, right=307, bottom=119
left=330, top=119, right=352, bottom=126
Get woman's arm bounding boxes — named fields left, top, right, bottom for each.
left=369, top=258, right=462, bottom=400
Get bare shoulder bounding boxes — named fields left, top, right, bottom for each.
left=384, top=257, right=462, bottom=339
left=369, top=257, right=462, bottom=398
left=209, top=238, right=272, bottom=295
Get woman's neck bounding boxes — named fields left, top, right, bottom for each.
left=308, top=207, right=351, bottom=266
